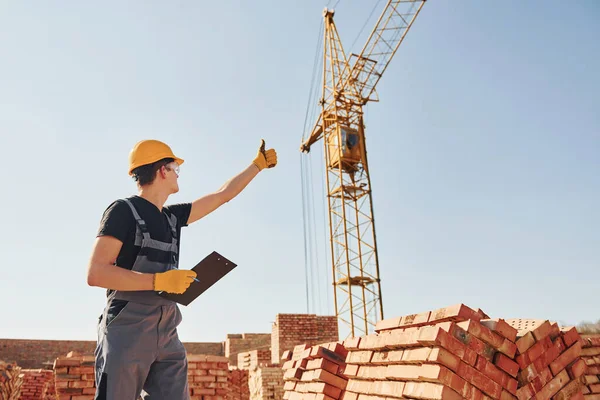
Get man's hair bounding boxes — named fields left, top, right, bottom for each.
left=131, top=157, right=174, bottom=186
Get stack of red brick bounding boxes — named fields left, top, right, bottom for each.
left=502, top=319, right=586, bottom=399
left=19, top=369, right=55, bottom=400
left=53, top=352, right=95, bottom=399
left=248, top=365, right=285, bottom=400
left=0, top=360, right=23, bottom=400
left=238, top=350, right=273, bottom=370
left=340, top=304, right=515, bottom=399
left=281, top=342, right=349, bottom=400
left=325, top=303, right=590, bottom=400
left=272, top=314, right=339, bottom=364
left=188, top=355, right=229, bottom=400
left=227, top=368, right=250, bottom=400
left=581, top=336, right=600, bottom=398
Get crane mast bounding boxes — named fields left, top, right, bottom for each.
left=301, top=1, right=426, bottom=338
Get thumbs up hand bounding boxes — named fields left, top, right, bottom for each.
left=252, top=139, right=278, bottom=171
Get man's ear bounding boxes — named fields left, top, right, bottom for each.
left=157, top=166, right=166, bottom=180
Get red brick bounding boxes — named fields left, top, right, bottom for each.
left=550, top=341, right=582, bottom=375
left=308, top=358, right=341, bottom=375
left=532, top=369, right=570, bottom=399
left=282, top=350, right=292, bottom=360
left=312, top=369, right=348, bottom=390
left=369, top=349, right=403, bottom=364
left=400, top=347, right=436, bottom=363
left=553, top=377, right=584, bottom=400
left=374, top=316, right=401, bottom=333
left=346, top=350, right=374, bottom=365
left=480, top=319, right=518, bottom=343
left=340, top=392, right=358, bottom=400
left=314, top=394, right=337, bottom=400
left=310, top=382, right=343, bottom=399
left=309, top=346, right=346, bottom=365
left=429, top=304, right=482, bottom=324
left=327, top=342, right=349, bottom=359
left=385, top=363, right=444, bottom=382
left=347, top=380, right=370, bottom=394
left=457, top=359, right=503, bottom=399
left=516, top=384, right=533, bottom=400
left=500, top=390, right=516, bottom=400
left=343, top=337, right=361, bottom=350
left=382, top=327, right=424, bottom=349
left=569, top=392, right=585, bottom=400
left=584, top=336, right=600, bottom=347
left=494, top=353, right=519, bottom=378
left=356, top=365, right=387, bottom=381
left=447, top=323, right=497, bottom=362
left=582, top=346, right=600, bottom=357
left=428, top=347, right=463, bottom=372
left=402, top=381, right=463, bottom=400
left=561, top=327, right=582, bottom=348
left=475, top=355, right=517, bottom=395
left=567, top=358, right=587, bottom=379
left=284, top=367, right=304, bottom=381
left=367, top=380, right=406, bottom=397
left=341, top=364, right=359, bottom=378
left=456, top=320, right=505, bottom=349
left=529, top=320, right=553, bottom=342
left=399, top=311, right=432, bottom=328
left=418, top=325, right=478, bottom=367
left=515, top=335, right=553, bottom=369
left=284, top=380, right=296, bottom=390
left=530, top=367, right=553, bottom=393
left=515, top=331, right=536, bottom=355
left=358, top=334, right=386, bottom=350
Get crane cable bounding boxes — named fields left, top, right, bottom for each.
left=301, top=19, right=325, bottom=315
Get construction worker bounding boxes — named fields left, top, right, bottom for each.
left=86, top=139, right=277, bottom=400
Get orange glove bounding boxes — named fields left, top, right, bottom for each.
left=153, top=269, right=197, bottom=294
left=252, top=139, right=277, bottom=171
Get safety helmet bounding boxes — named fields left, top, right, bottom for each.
left=128, top=140, right=184, bottom=175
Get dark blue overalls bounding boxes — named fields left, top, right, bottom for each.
left=94, top=199, right=189, bottom=400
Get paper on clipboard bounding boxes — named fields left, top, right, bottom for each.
left=158, top=251, right=237, bottom=306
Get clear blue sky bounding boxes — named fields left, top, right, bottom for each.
left=0, top=1, right=598, bottom=343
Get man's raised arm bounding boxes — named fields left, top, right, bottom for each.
left=187, top=140, right=277, bottom=225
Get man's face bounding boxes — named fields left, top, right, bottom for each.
left=163, top=161, right=180, bottom=193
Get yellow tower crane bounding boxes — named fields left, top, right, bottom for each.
left=300, top=0, right=427, bottom=338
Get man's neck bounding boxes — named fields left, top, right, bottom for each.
left=138, top=186, right=169, bottom=211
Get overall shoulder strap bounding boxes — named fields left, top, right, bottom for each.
left=163, top=209, right=178, bottom=240
left=119, top=198, right=151, bottom=240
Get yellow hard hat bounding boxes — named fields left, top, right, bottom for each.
left=128, top=140, right=184, bottom=175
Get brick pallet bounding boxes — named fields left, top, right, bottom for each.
left=0, top=361, right=23, bottom=400
left=339, top=303, right=517, bottom=400
left=52, top=352, right=95, bottom=400
left=238, top=350, right=273, bottom=370
left=581, top=336, right=600, bottom=399
left=188, top=355, right=230, bottom=400
left=272, top=314, right=339, bottom=364
left=505, top=319, right=585, bottom=400
left=228, top=368, right=250, bottom=400
left=51, top=352, right=229, bottom=400
left=248, top=365, right=284, bottom=400
left=281, top=341, right=349, bottom=400
left=19, top=369, right=55, bottom=400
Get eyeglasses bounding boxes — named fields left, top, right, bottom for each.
left=165, top=163, right=180, bottom=177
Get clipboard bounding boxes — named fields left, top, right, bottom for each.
left=158, top=251, right=237, bottom=306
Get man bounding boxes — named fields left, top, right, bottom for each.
left=86, top=139, right=277, bottom=400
